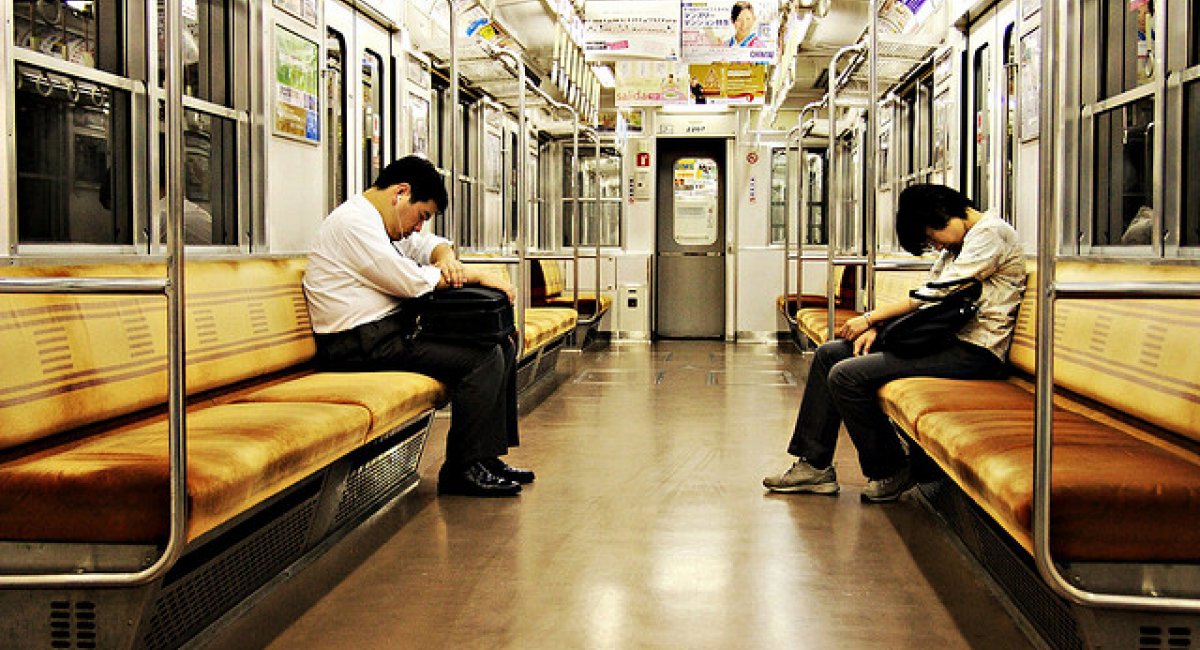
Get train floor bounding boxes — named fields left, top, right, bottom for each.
left=204, top=340, right=1033, bottom=650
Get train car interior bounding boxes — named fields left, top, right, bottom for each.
left=1, top=0, right=1199, bottom=648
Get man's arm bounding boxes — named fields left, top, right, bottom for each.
left=427, top=244, right=515, bottom=301
left=430, top=243, right=466, bottom=288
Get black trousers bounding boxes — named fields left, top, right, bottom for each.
left=315, top=312, right=519, bottom=469
left=788, top=338, right=1004, bottom=479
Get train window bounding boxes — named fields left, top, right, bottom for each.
left=769, top=148, right=788, bottom=245
left=804, top=150, right=827, bottom=246
left=12, top=0, right=124, bottom=75
left=153, top=0, right=233, bottom=106
left=450, top=99, right=472, bottom=245
left=14, top=65, right=133, bottom=244
left=1002, top=24, right=1016, bottom=224
left=1092, top=97, right=1154, bottom=246
left=917, top=76, right=934, bottom=181
left=1098, top=0, right=1155, bottom=98
left=362, top=50, right=384, bottom=188
left=671, top=158, right=718, bottom=246
left=972, top=43, right=992, bottom=213
left=1193, top=2, right=1199, bottom=66
left=1184, top=83, right=1200, bottom=246
left=508, top=130, right=519, bottom=244
left=326, top=28, right=346, bottom=212
left=563, top=148, right=621, bottom=248
left=409, top=94, right=431, bottom=159
left=176, top=110, right=236, bottom=245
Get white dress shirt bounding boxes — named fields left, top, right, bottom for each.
left=303, top=194, right=450, bottom=334
left=926, top=213, right=1027, bottom=360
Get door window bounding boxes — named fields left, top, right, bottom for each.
left=672, top=158, right=718, bottom=246
left=326, top=27, right=346, bottom=211
left=361, top=50, right=384, bottom=187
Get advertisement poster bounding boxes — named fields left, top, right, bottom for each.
left=585, top=0, right=680, bottom=61
left=1019, top=28, right=1041, bottom=141
left=878, top=0, right=934, bottom=34
left=598, top=109, right=645, bottom=133
left=272, top=0, right=317, bottom=27
left=682, top=1, right=778, bottom=64
left=273, top=25, right=319, bottom=144
left=409, top=93, right=430, bottom=157
left=615, top=61, right=689, bottom=107
left=688, top=62, right=767, bottom=104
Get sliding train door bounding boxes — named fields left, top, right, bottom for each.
left=964, top=0, right=1017, bottom=218
left=654, top=138, right=726, bottom=339
left=324, top=2, right=393, bottom=208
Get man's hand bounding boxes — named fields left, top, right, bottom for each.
left=852, top=327, right=877, bottom=356
left=435, top=258, right=467, bottom=288
left=838, top=314, right=872, bottom=340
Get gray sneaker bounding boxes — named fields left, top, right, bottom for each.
left=763, top=460, right=840, bottom=494
left=860, top=465, right=914, bottom=503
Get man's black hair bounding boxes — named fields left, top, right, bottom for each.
left=895, top=184, right=972, bottom=256
left=731, top=1, right=754, bottom=22
left=372, top=155, right=448, bottom=214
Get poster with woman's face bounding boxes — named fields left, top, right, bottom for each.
left=681, top=1, right=777, bottom=64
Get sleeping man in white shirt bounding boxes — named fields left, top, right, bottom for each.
left=303, top=155, right=532, bottom=497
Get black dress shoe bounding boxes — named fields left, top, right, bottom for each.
left=482, top=457, right=535, bottom=484
left=438, top=461, right=521, bottom=497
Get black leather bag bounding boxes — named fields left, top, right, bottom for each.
left=405, top=287, right=516, bottom=344
left=874, top=276, right=982, bottom=357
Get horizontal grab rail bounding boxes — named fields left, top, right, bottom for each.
left=874, top=260, right=934, bottom=271
left=461, top=256, right=521, bottom=265
left=526, top=253, right=604, bottom=260
left=789, top=254, right=870, bottom=265
left=0, top=277, right=169, bottom=294
left=1053, top=282, right=1200, bottom=299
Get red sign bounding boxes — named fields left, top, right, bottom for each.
left=636, top=152, right=651, bottom=167
left=746, top=151, right=759, bottom=165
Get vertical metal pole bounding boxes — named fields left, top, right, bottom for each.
left=571, top=121, right=580, bottom=313
left=865, top=1, right=878, bottom=309
left=447, top=0, right=459, bottom=247
left=783, top=125, right=799, bottom=312
left=827, top=56, right=839, bottom=339
left=163, top=0, right=190, bottom=574
left=593, top=130, right=602, bottom=316
left=516, top=55, right=527, bottom=351
left=1150, top=0, right=1166, bottom=255
left=2, top=0, right=17, bottom=255
left=1032, top=0, right=1061, bottom=596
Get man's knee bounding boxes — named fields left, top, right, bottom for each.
left=827, top=358, right=868, bottom=396
left=815, top=340, right=852, bottom=366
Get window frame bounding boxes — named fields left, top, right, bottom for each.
left=6, top=0, right=258, bottom=255
left=1073, top=0, right=1197, bottom=258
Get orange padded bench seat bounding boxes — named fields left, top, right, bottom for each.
left=795, top=307, right=858, bottom=344
left=791, top=268, right=914, bottom=345
left=0, top=402, right=368, bottom=543
left=0, top=258, right=446, bottom=544
left=531, top=258, right=612, bottom=316
left=877, top=259, right=1200, bottom=563
left=521, top=307, right=578, bottom=356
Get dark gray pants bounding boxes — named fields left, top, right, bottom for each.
left=788, top=338, right=1004, bottom=479
left=315, top=312, right=519, bottom=469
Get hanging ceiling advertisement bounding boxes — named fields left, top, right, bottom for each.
left=680, top=1, right=777, bottom=65
left=605, top=1, right=772, bottom=108
left=584, top=0, right=680, bottom=61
